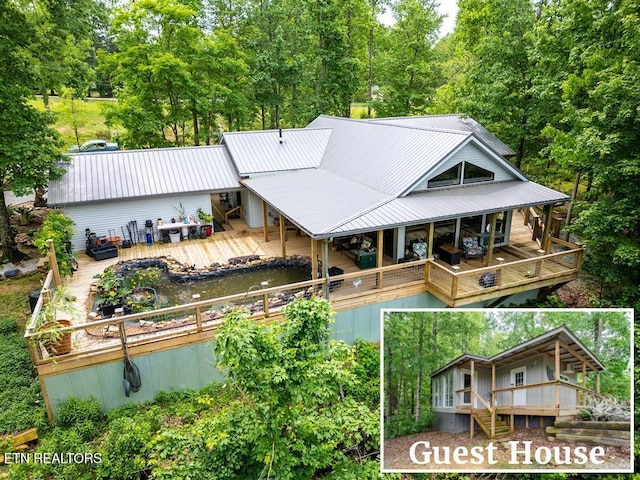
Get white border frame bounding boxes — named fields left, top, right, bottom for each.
left=379, top=307, right=635, bottom=474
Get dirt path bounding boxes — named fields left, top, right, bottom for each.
left=383, top=427, right=631, bottom=471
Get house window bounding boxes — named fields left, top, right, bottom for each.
left=463, top=162, right=494, bottom=184
left=428, top=163, right=461, bottom=188
left=444, top=371, right=454, bottom=407
left=433, top=376, right=441, bottom=407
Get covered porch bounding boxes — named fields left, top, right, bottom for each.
left=453, top=327, right=605, bottom=439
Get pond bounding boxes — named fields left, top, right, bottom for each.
left=155, top=265, right=311, bottom=305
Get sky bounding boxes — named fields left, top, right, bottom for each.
left=438, top=1, right=458, bottom=37
left=379, top=1, right=458, bottom=38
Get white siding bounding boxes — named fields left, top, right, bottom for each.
left=241, top=190, right=276, bottom=228
left=63, top=193, right=211, bottom=251
left=412, top=142, right=515, bottom=192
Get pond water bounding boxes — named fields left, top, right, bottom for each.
left=154, top=265, right=311, bottom=305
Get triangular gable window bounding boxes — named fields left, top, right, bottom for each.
left=427, top=163, right=461, bottom=188
left=463, top=162, right=494, bottom=184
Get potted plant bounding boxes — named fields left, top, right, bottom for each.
left=197, top=207, right=214, bottom=237
left=32, top=285, right=78, bottom=356
left=95, top=268, right=130, bottom=317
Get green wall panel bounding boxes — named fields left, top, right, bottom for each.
left=42, top=290, right=535, bottom=416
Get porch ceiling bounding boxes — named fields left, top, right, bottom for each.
left=490, top=327, right=605, bottom=372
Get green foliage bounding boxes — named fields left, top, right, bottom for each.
left=210, top=297, right=380, bottom=479
left=33, top=210, right=76, bottom=278
left=55, top=396, right=106, bottom=440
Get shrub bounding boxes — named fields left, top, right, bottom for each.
left=56, top=396, right=106, bottom=441
left=33, top=210, right=76, bottom=277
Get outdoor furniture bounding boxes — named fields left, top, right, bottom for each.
left=461, top=236, right=485, bottom=263
left=438, top=244, right=461, bottom=265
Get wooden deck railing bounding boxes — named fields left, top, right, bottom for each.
left=426, top=237, right=583, bottom=306
left=25, top=260, right=428, bottom=365
left=25, top=236, right=582, bottom=365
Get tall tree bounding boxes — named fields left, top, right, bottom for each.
left=539, top=0, right=640, bottom=308
left=0, top=2, right=66, bottom=263
left=373, top=0, right=442, bottom=116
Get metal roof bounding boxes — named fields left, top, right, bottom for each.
left=241, top=169, right=392, bottom=235
left=48, top=146, right=239, bottom=205
left=369, top=114, right=516, bottom=158
left=307, top=116, right=470, bottom=196
left=223, top=128, right=331, bottom=175
left=329, top=181, right=569, bottom=235
left=430, top=325, right=605, bottom=378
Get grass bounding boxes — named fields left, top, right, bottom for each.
left=0, top=273, right=47, bottom=434
left=29, top=96, right=117, bottom=152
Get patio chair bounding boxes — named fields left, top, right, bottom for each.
left=461, top=236, right=485, bottom=263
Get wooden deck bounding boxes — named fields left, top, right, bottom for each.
left=67, top=210, right=581, bottom=314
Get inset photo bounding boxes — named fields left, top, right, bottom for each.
left=380, top=309, right=634, bottom=473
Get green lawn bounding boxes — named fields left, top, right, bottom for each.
left=29, top=97, right=117, bottom=152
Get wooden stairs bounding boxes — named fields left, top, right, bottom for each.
left=473, top=409, right=511, bottom=439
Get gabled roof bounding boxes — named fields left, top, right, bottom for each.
left=48, top=146, right=238, bottom=205
left=223, top=128, right=331, bottom=175
left=430, top=325, right=605, bottom=378
left=368, top=114, right=516, bottom=158
left=308, top=115, right=471, bottom=196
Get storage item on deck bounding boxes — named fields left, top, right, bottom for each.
left=327, top=266, right=344, bottom=292
left=91, top=245, right=118, bottom=261
left=355, top=249, right=377, bottom=269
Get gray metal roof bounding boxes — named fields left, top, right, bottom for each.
left=368, top=114, right=516, bottom=158
left=223, top=128, right=331, bottom=175
left=329, top=181, right=569, bottom=235
left=307, top=116, right=470, bottom=196
left=241, top=169, right=392, bottom=235
left=48, top=146, right=239, bottom=205
left=431, top=325, right=605, bottom=378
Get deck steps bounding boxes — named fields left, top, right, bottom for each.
left=473, top=410, right=511, bottom=439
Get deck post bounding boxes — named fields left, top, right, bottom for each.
left=596, top=370, right=600, bottom=393
left=47, top=239, right=62, bottom=287
left=491, top=364, right=496, bottom=438
left=262, top=200, right=269, bottom=242
left=470, top=362, right=475, bottom=440
left=279, top=214, right=286, bottom=257
left=377, top=230, right=384, bottom=289
left=543, top=204, right=553, bottom=253
left=486, top=214, right=497, bottom=266
left=427, top=222, right=434, bottom=259
left=555, top=339, right=561, bottom=408
left=323, top=240, right=330, bottom=298
left=310, top=239, right=317, bottom=280
left=192, top=294, right=202, bottom=331
left=581, top=362, right=587, bottom=405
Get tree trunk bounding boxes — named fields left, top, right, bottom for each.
left=563, top=171, right=581, bottom=240
left=0, top=191, right=26, bottom=263
left=34, top=187, right=47, bottom=207
left=414, top=316, right=425, bottom=422
left=191, top=99, right=200, bottom=146
left=385, top=341, right=394, bottom=422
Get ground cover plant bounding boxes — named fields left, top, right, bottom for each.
left=0, top=274, right=47, bottom=434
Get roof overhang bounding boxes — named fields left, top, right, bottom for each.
left=431, top=326, right=605, bottom=378
left=329, top=180, right=569, bottom=236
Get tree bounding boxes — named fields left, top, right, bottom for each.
left=0, top=2, right=66, bottom=263
left=372, top=0, right=442, bottom=116
left=537, top=0, right=640, bottom=308
left=212, top=297, right=379, bottom=478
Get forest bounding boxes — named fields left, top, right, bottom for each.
left=383, top=310, right=632, bottom=438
